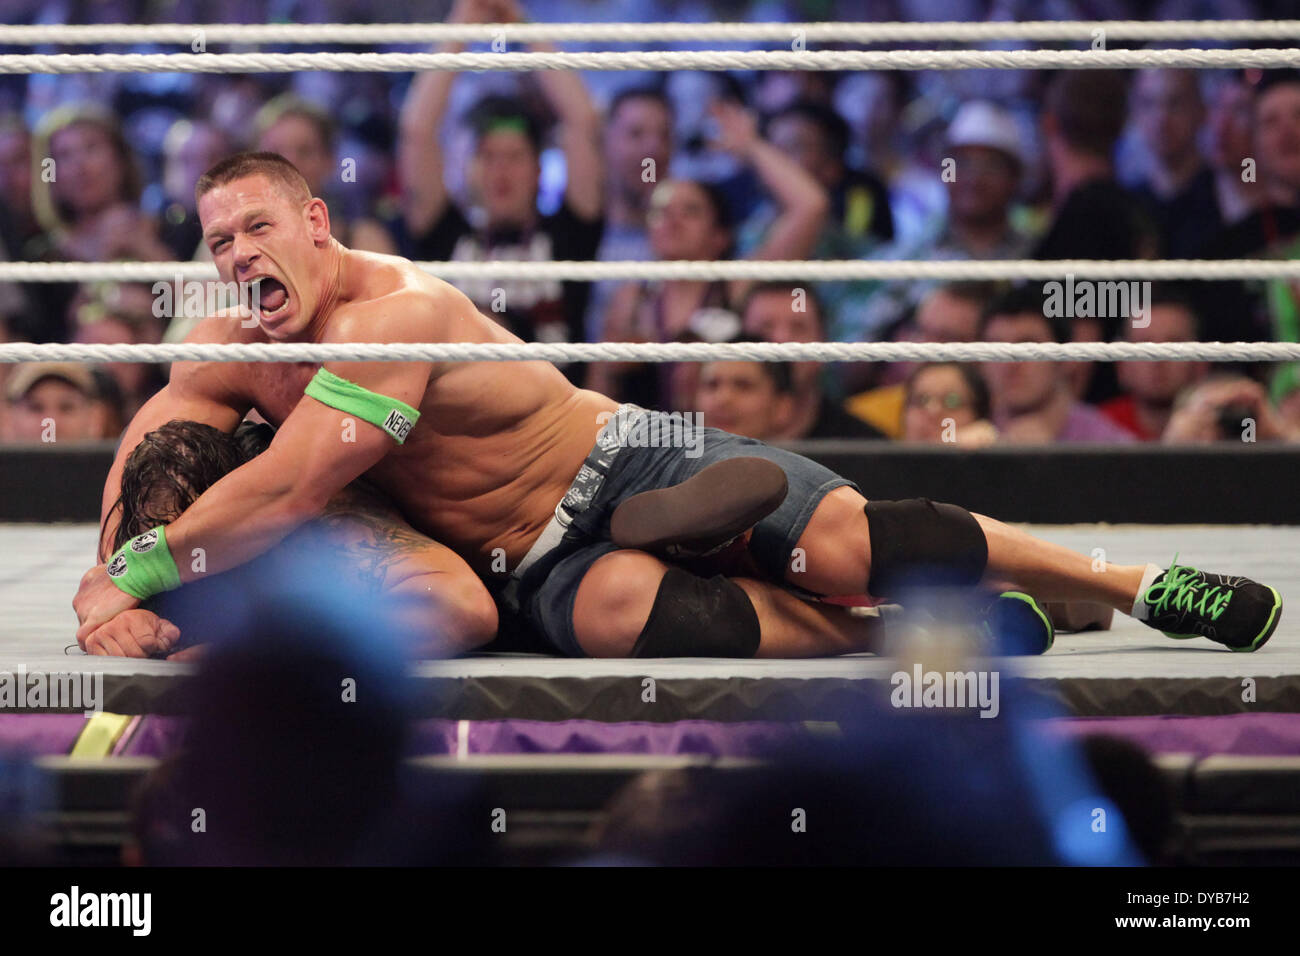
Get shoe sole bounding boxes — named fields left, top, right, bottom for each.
left=1161, top=585, right=1283, bottom=652
left=610, top=457, right=790, bottom=554
left=993, top=590, right=1055, bottom=656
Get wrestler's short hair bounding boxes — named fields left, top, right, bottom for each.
left=106, top=420, right=273, bottom=552
left=195, top=150, right=313, bottom=205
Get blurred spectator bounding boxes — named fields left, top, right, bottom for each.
left=859, top=100, right=1030, bottom=341
left=0, top=113, right=36, bottom=248
left=1272, top=364, right=1300, bottom=434
left=1076, top=734, right=1175, bottom=866
left=127, top=573, right=491, bottom=865
left=662, top=71, right=761, bottom=216
left=1255, top=68, right=1300, bottom=208
left=739, top=100, right=894, bottom=342
left=1202, top=72, right=1262, bottom=228
left=156, top=119, right=230, bottom=260
left=740, top=282, right=884, bottom=440
left=2, top=361, right=114, bottom=443
left=25, top=104, right=172, bottom=342
left=70, top=283, right=167, bottom=420
left=845, top=281, right=997, bottom=438
left=752, top=69, right=837, bottom=116
left=902, top=361, right=997, bottom=446
left=1035, top=70, right=1153, bottom=406
left=590, top=696, right=1139, bottom=865
left=940, top=101, right=1032, bottom=259
left=1128, top=69, right=1221, bottom=257
left=32, top=104, right=172, bottom=264
left=979, top=285, right=1137, bottom=444
left=255, top=94, right=396, bottom=254
left=1202, top=70, right=1300, bottom=346
left=1034, top=71, right=1158, bottom=286
left=1163, top=374, right=1300, bottom=443
left=203, top=75, right=272, bottom=151
left=0, top=114, right=32, bottom=329
left=695, top=353, right=794, bottom=441
left=835, top=71, right=946, bottom=245
left=586, top=87, right=675, bottom=340
left=1100, top=287, right=1210, bottom=441
left=593, top=99, right=828, bottom=408
left=398, top=0, right=603, bottom=363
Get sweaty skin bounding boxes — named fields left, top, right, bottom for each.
left=80, top=171, right=615, bottom=642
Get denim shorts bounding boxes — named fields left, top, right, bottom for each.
left=504, top=406, right=857, bottom=657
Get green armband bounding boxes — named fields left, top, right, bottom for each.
left=304, top=367, right=421, bottom=444
left=106, top=526, right=182, bottom=600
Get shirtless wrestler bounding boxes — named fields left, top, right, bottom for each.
left=74, top=152, right=1282, bottom=658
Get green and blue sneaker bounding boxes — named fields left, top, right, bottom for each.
left=979, top=590, right=1055, bottom=656
left=1138, top=560, right=1282, bottom=652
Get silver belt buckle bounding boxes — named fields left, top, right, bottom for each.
left=555, top=500, right=574, bottom=528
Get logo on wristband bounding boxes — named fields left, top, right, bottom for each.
left=107, top=554, right=128, bottom=577
left=130, top=530, right=159, bottom=553
left=383, top=409, right=414, bottom=442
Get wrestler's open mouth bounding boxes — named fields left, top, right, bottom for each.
left=251, top=277, right=289, bottom=316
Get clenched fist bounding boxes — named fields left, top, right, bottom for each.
left=81, top=608, right=180, bottom=658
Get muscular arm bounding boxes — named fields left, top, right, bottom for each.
left=157, top=349, right=432, bottom=585
left=398, top=56, right=457, bottom=238
left=98, top=360, right=249, bottom=561
left=77, top=295, right=442, bottom=644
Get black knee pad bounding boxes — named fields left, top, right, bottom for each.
left=631, top=567, right=761, bottom=658
left=864, top=498, right=988, bottom=596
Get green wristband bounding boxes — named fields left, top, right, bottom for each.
left=304, top=367, right=421, bottom=444
left=106, top=526, right=182, bottom=600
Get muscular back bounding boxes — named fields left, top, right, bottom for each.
left=126, top=249, right=616, bottom=574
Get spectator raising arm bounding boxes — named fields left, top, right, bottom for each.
left=397, top=0, right=490, bottom=238
left=498, top=0, right=604, bottom=221
left=709, top=99, right=829, bottom=302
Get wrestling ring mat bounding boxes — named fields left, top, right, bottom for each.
left=5, top=523, right=1300, bottom=723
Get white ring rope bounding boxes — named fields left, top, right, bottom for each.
left=1, top=48, right=1298, bottom=74
left=8, top=259, right=1300, bottom=283
left=2, top=21, right=1300, bottom=46
left=2, top=341, right=1298, bottom=365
